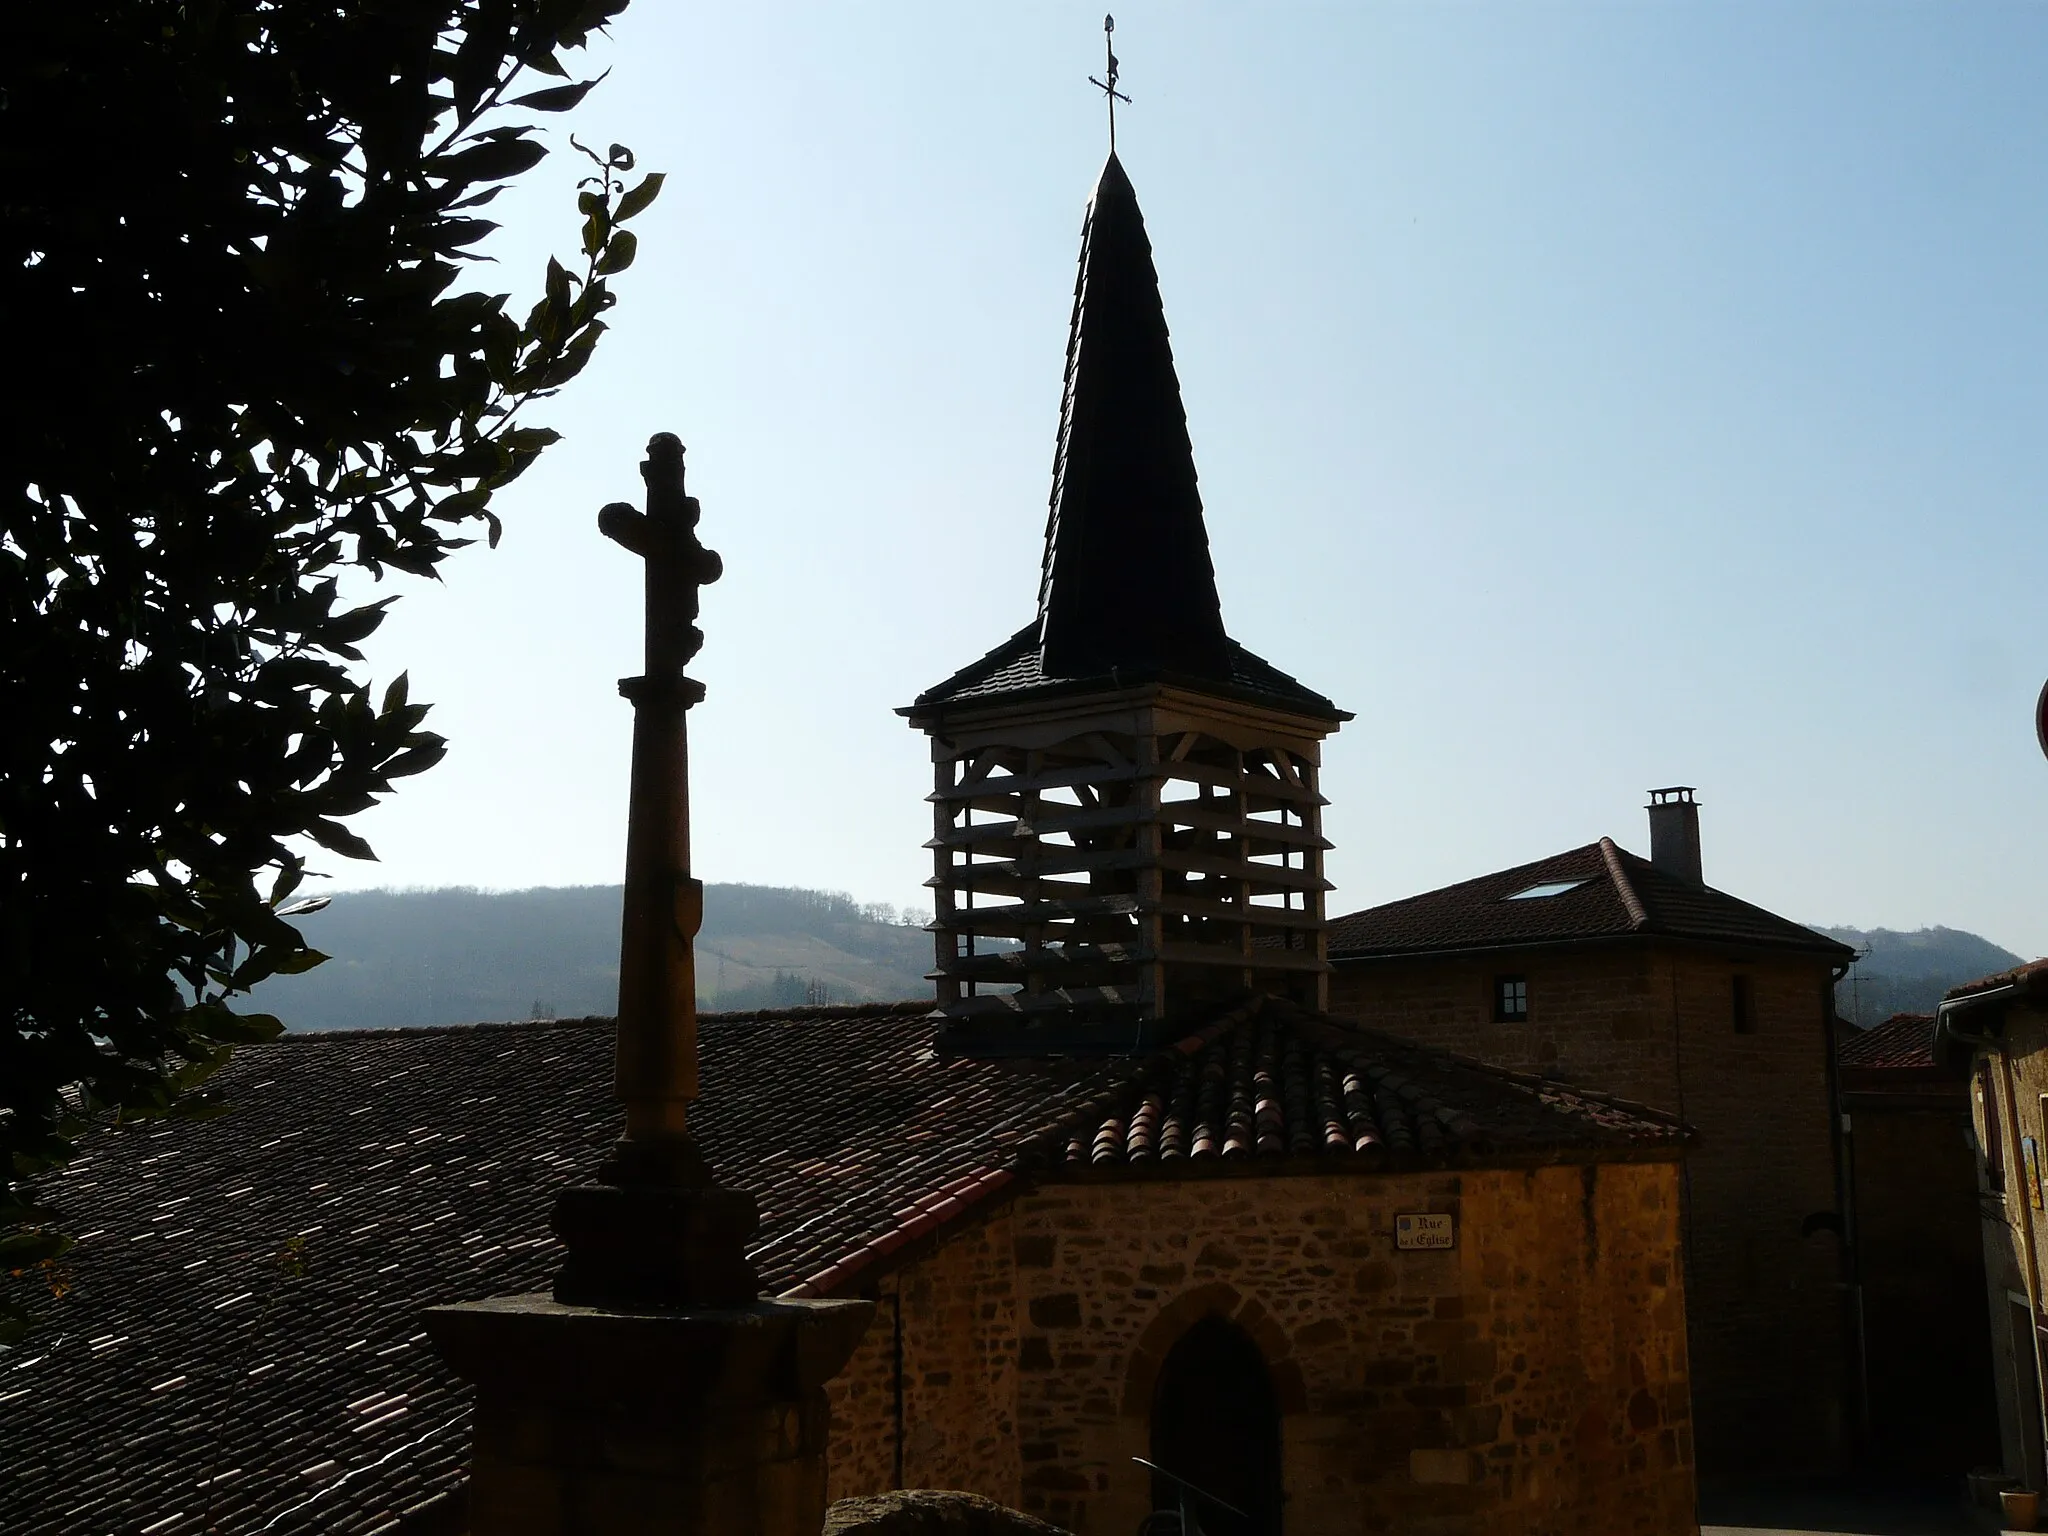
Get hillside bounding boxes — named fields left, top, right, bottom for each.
left=245, top=893, right=2030, bottom=1035
left=247, top=884, right=934, bottom=1032
left=1825, top=925, right=2026, bottom=1027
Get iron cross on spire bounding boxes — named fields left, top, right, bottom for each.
left=1089, top=13, right=1131, bottom=152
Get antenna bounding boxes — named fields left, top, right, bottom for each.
left=1089, top=14, right=1132, bottom=153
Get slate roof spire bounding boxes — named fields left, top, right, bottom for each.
left=1036, top=152, right=1232, bottom=681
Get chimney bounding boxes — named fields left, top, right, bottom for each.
left=1646, top=787, right=1703, bottom=885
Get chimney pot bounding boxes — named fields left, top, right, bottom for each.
left=1646, top=786, right=1703, bottom=885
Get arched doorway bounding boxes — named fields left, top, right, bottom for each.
left=1148, top=1313, right=1283, bottom=1536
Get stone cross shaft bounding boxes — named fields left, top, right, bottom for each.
left=597, top=432, right=723, bottom=1181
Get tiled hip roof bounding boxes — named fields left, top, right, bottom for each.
left=1327, top=838, right=1853, bottom=961
left=1038, top=999, right=1683, bottom=1171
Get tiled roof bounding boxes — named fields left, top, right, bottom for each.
left=5, top=998, right=1680, bottom=1536
left=907, top=622, right=1344, bottom=721
left=1326, top=838, right=1853, bottom=962
left=1034, top=997, right=1685, bottom=1171
left=1945, top=957, right=2048, bottom=1004
left=1838, top=1013, right=1937, bottom=1071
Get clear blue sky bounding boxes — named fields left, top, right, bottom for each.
left=336, top=2, right=2048, bottom=960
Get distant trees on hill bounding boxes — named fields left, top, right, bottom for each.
left=248, top=883, right=933, bottom=1031
left=1826, top=925, right=2026, bottom=1027
left=700, top=884, right=923, bottom=936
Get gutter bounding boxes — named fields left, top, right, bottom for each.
left=1934, top=984, right=2020, bottom=1068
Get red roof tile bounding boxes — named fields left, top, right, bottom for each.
left=1945, top=957, right=2048, bottom=1003
left=1034, top=997, right=1683, bottom=1172
left=5, top=998, right=1680, bottom=1535
left=1327, top=838, right=1851, bottom=961
left=1838, top=1013, right=1936, bottom=1070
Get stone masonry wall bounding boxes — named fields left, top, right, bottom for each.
left=1326, top=946, right=1680, bottom=1109
left=825, top=1162, right=1694, bottom=1536
left=1658, top=950, right=1844, bottom=1475
left=827, top=1205, right=1022, bottom=1508
left=1329, top=943, right=1847, bottom=1477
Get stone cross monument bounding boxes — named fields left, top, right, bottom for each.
left=597, top=430, right=722, bottom=1165
left=547, top=431, right=761, bottom=1308
left=426, top=434, right=872, bottom=1536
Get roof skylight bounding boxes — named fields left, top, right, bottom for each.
left=1503, top=879, right=1588, bottom=901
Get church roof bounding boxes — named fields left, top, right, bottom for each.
left=1035, top=152, right=1228, bottom=682
left=911, top=154, right=1343, bottom=721
left=1327, top=838, right=1854, bottom=961
left=1024, top=994, right=1684, bottom=1175
left=908, top=621, right=1345, bottom=719
left=5, top=999, right=1679, bottom=1536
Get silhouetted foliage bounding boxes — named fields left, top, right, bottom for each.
left=0, top=0, right=657, bottom=1338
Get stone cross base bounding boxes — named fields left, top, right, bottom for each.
left=551, top=1178, right=763, bottom=1309
left=427, top=1294, right=875, bottom=1536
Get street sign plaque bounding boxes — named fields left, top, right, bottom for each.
left=1395, top=1212, right=1456, bottom=1251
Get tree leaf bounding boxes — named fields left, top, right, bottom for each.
left=308, top=818, right=378, bottom=861
left=594, top=229, right=637, bottom=275
left=431, top=136, right=549, bottom=184
left=509, top=74, right=605, bottom=113
left=211, top=1011, right=287, bottom=1044
left=615, top=171, right=664, bottom=222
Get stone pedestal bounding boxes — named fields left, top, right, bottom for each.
left=551, top=1172, right=763, bottom=1310
left=427, top=1293, right=874, bottom=1536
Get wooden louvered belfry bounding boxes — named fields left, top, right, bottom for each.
left=902, top=155, right=1349, bottom=1047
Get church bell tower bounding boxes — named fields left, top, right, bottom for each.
left=902, top=154, right=1351, bottom=1051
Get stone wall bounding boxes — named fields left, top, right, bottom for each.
left=1326, top=946, right=1679, bottom=1108
left=828, top=1206, right=1022, bottom=1508
left=1329, top=943, right=1847, bottom=1477
left=826, top=1161, right=1694, bottom=1536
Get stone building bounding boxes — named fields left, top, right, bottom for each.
left=9, top=1000, right=1693, bottom=1536
left=1323, top=793, right=1856, bottom=1479
left=1940, top=958, right=2048, bottom=1494
left=5, top=151, right=1706, bottom=1536
left=1836, top=1012, right=1997, bottom=1479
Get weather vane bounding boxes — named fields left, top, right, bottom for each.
left=1089, top=14, right=1131, bottom=153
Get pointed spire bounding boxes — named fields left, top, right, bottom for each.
left=1037, top=154, right=1232, bottom=682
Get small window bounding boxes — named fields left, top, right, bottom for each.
left=1732, top=975, right=1754, bottom=1034
left=1980, top=1060, right=2007, bottom=1194
left=1494, top=975, right=1529, bottom=1022
left=1503, top=879, right=1588, bottom=901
